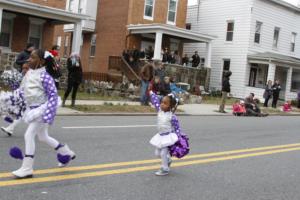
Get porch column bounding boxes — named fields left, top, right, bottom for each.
left=153, top=31, right=163, bottom=60
left=267, top=63, right=276, bottom=81
left=0, top=8, right=3, bottom=33
left=285, top=67, right=293, bottom=100
left=72, top=21, right=82, bottom=53
left=205, top=42, right=212, bottom=68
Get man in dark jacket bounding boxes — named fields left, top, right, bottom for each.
left=219, top=71, right=232, bottom=113
left=271, top=80, right=281, bottom=108
left=192, top=51, right=200, bottom=68
left=15, top=43, right=35, bottom=72
left=140, top=63, right=154, bottom=105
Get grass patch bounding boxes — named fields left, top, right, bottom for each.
left=70, top=104, right=156, bottom=113
left=201, top=96, right=238, bottom=105
left=70, top=104, right=184, bottom=113
left=58, top=90, right=124, bottom=101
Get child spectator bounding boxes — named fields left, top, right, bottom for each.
left=282, top=100, right=292, bottom=112
left=232, top=100, right=246, bottom=116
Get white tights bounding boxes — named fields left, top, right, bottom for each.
left=155, top=147, right=170, bottom=171
left=24, top=121, right=59, bottom=156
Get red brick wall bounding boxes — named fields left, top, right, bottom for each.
left=25, top=0, right=66, bottom=9
left=128, top=0, right=188, bottom=28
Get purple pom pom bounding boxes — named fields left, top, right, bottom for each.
left=4, top=116, right=13, bottom=124
left=57, top=154, right=71, bottom=164
left=9, top=147, right=24, bottom=160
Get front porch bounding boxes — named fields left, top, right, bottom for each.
left=0, top=0, right=88, bottom=56
left=246, top=52, right=300, bottom=101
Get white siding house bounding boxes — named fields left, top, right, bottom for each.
left=185, top=0, right=300, bottom=101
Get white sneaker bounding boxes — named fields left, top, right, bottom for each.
left=155, top=168, right=169, bottom=176
left=12, top=157, right=34, bottom=178
left=1, top=126, right=13, bottom=136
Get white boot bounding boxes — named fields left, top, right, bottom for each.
left=57, top=144, right=76, bottom=167
left=1, top=126, right=13, bottom=136
left=12, top=157, right=34, bottom=178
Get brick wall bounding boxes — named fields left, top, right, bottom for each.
left=25, top=0, right=66, bottom=9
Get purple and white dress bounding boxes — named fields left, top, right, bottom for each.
left=20, top=67, right=60, bottom=124
left=149, top=91, right=179, bottom=149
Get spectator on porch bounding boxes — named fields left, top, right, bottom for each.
left=139, top=48, right=146, bottom=59
left=146, top=45, right=154, bottom=60
left=271, top=79, right=281, bottom=108
left=15, top=43, right=35, bottom=72
left=122, top=49, right=130, bottom=63
left=162, top=48, right=171, bottom=63
left=182, top=54, right=189, bottom=66
left=131, top=45, right=140, bottom=63
left=192, top=51, right=200, bottom=68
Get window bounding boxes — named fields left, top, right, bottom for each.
left=57, top=36, right=62, bottom=47
left=226, top=21, right=234, bottom=41
left=273, top=27, right=280, bottom=48
left=291, top=69, right=300, bottom=91
left=29, top=23, right=42, bottom=49
left=144, top=0, right=155, bottom=19
left=248, top=64, right=268, bottom=88
left=291, top=32, right=296, bottom=52
left=167, top=0, right=178, bottom=24
left=64, top=35, right=69, bottom=57
left=68, top=0, right=75, bottom=12
left=78, top=0, right=84, bottom=13
left=254, top=21, right=262, bottom=44
left=186, top=23, right=191, bottom=30
left=0, top=19, right=13, bottom=48
left=90, top=34, right=96, bottom=57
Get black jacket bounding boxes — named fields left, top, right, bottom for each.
left=272, top=83, right=281, bottom=97
left=222, top=77, right=231, bottom=93
left=15, top=50, right=31, bottom=72
left=67, top=58, right=83, bottom=84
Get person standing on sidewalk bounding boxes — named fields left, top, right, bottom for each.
left=140, top=63, right=154, bottom=106
left=62, top=52, right=83, bottom=107
left=271, top=80, right=281, bottom=108
left=219, top=71, right=232, bottom=113
left=263, top=80, right=273, bottom=107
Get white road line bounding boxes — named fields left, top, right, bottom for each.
left=62, top=125, right=156, bottom=129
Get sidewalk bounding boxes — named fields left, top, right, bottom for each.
left=57, top=100, right=233, bottom=116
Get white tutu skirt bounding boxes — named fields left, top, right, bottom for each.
left=150, top=132, right=178, bottom=149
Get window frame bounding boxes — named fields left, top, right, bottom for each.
left=225, top=21, right=234, bottom=42
left=0, top=18, right=14, bottom=49
left=144, top=0, right=155, bottom=20
left=291, top=69, right=300, bottom=92
left=273, top=27, right=280, bottom=49
left=167, top=0, right=178, bottom=25
left=28, top=17, right=45, bottom=49
left=291, top=32, right=297, bottom=52
left=254, top=21, right=262, bottom=44
left=90, top=34, right=97, bottom=57
left=64, top=35, right=69, bottom=57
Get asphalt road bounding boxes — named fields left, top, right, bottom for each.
left=0, top=116, right=300, bottom=200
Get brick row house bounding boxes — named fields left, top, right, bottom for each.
left=0, top=0, right=88, bottom=56
left=59, top=0, right=215, bottom=82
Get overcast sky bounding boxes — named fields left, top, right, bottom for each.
left=188, top=0, right=299, bottom=6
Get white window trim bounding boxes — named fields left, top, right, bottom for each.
left=143, top=0, right=155, bottom=21
left=225, top=20, right=234, bottom=42
left=291, top=32, right=297, bottom=53
left=254, top=21, right=263, bottom=45
left=28, top=17, right=45, bottom=49
left=272, top=27, right=280, bottom=49
left=57, top=36, right=62, bottom=47
left=167, top=0, right=178, bottom=25
left=0, top=13, right=16, bottom=50
left=90, top=34, right=96, bottom=57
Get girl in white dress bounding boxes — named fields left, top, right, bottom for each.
left=149, top=91, right=181, bottom=176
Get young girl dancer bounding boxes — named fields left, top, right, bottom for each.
left=10, top=49, right=75, bottom=178
left=149, top=90, right=186, bottom=176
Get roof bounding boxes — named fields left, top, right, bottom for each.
left=127, top=23, right=216, bottom=43
left=266, top=0, right=300, bottom=13
left=248, top=52, right=300, bottom=66
left=0, top=0, right=90, bottom=23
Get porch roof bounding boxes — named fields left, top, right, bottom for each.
left=248, top=52, right=300, bottom=67
left=127, top=23, right=216, bottom=43
left=0, top=0, right=89, bottom=24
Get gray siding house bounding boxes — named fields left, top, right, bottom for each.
left=185, top=0, right=300, bottom=101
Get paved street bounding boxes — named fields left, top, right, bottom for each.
left=0, top=116, right=300, bottom=200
